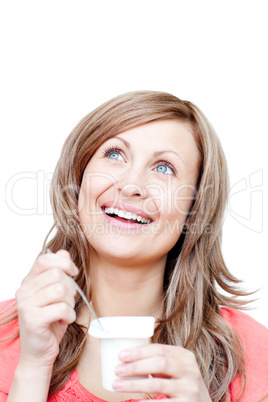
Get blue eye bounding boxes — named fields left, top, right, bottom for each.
left=103, top=147, right=124, bottom=162
left=108, top=152, right=120, bottom=159
left=156, top=165, right=168, bottom=174
left=155, top=163, right=175, bottom=175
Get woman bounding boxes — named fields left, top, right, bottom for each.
left=0, top=91, right=267, bottom=402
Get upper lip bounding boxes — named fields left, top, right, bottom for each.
left=101, top=201, right=155, bottom=222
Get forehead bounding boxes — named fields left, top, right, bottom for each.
left=117, top=119, right=193, bottom=141
left=115, top=120, right=200, bottom=161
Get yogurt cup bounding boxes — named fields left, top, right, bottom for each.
left=89, top=316, right=155, bottom=391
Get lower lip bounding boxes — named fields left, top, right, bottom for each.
left=101, top=209, right=152, bottom=231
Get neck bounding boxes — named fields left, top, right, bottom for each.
left=88, top=255, right=166, bottom=319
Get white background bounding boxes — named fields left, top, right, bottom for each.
left=0, top=1, right=267, bottom=327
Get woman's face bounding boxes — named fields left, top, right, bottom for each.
left=78, top=120, right=200, bottom=266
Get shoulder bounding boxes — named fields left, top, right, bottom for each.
left=0, top=299, right=20, bottom=395
left=0, top=299, right=18, bottom=339
left=220, top=307, right=268, bottom=401
left=0, top=299, right=16, bottom=313
left=220, top=307, right=268, bottom=347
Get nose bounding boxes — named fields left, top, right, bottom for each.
left=116, top=170, right=149, bottom=199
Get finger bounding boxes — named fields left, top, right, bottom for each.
left=44, top=302, right=76, bottom=326
left=118, top=344, right=199, bottom=379
left=119, top=343, right=186, bottom=363
left=17, top=286, right=76, bottom=328
left=113, top=376, right=198, bottom=399
left=21, top=267, right=73, bottom=294
left=115, top=357, right=202, bottom=393
left=55, top=249, right=71, bottom=258
left=35, top=281, right=76, bottom=309
left=112, top=376, right=180, bottom=396
left=138, top=400, right=173, bottom=402
left=116, top=355, right=179, bottom=378
left=138, top=400, right=180, bottom=402
left=16, top=268, right=77, bottom=304
left=27, top=252, right=78, bottom=279
left=25, top=302, right=76, bottom=328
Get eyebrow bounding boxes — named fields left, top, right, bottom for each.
left=116, top=137, right=130, bottom=148
left=153, top=150, right=185, bottom=165
left=116, top=136, right=185, bottom=165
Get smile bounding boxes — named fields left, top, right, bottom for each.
left=104, top=207, right=152, bottom=224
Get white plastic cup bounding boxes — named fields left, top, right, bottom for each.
left=89, top=316, right=155, bottom=391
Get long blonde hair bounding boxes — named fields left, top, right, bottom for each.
left=4, top=91, right=250, bottom=400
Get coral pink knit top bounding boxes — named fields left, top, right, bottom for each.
left=0, top=300, right=267, bottom=402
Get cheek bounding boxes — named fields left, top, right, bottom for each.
left=77, top=181, right=98, bottom=221
left=172, top=184, right=197, bottom=216
left=146, top=181, right=196, bottom=218
left=78, top=172, right=117, bottom=215
left=141, top=181, right=177, bottom=217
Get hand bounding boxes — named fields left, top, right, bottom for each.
left=15, top=250, right=78, bottom=371
left=113, top=344, right=212, bottom=401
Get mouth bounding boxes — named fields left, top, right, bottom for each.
left=102, top=206, right=153, bottom=225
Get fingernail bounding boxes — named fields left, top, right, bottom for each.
left=119, top=350, right=130, bottom=360
left=73, top=264, right=79, bottom=275
left=115, top=365, right=126, bottom=375
left=113, top=380, right=123, bottom=390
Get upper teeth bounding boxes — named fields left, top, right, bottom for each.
left=104, top=207, right=151, bottom=224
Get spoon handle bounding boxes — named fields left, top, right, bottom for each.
left=70, top=277, right=99, bottom=320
